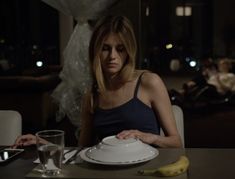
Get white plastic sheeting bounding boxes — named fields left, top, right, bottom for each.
left=42, top=0, right=118, bottom=127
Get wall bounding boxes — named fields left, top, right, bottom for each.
left=213, top=0, right=235, bottom=57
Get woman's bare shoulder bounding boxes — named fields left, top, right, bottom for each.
left=141, top=72, right=164, bottom=87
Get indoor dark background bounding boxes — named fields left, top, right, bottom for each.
left=0, top=0, right=235, bottom=147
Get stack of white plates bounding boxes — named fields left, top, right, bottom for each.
left=79, top=136, right=159, bottom=165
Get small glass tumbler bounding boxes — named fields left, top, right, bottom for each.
left=36, top=130, right=64, bottom=177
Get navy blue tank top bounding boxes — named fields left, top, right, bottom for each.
left=93, top=73, right=160, bottom=141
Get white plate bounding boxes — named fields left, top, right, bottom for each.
left=84, top=136, right=158, bottom=163
left=79, top=147, right=159, bottom=166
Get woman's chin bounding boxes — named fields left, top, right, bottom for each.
left=105, top=72, right=119, bottom=78
left=104, top=69, right=120, bottom=76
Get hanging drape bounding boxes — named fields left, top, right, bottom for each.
left=41, top=0, right=119, bottom=127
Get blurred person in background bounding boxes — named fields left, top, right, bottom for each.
left=170, top=58, right=217, bottom=103
left=207, top=58, right=235, bottom=95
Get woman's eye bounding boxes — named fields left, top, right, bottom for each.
left=102, top=45, right=110, bottom=51
left=116, top=46, right=125, bottom=52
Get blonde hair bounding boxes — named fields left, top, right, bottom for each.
left=89, top=15, right=137, bottom=93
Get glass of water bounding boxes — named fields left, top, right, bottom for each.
left=36, top=130, right=64, bottom=177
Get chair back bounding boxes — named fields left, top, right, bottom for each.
left=160, top=105, right=185, bottom=147
left=0, top=110, right=22, bottom=146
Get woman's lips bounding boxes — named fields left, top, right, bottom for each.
left=107, top=63, right=118, bottom=67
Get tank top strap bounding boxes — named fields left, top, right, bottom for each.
left=134, top=72, right=145, bottom=98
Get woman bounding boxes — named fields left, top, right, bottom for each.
left=79, top=15, right=181, bottom=148
left=13, top=15, right=182, bottom=148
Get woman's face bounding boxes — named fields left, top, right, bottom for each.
left=218, top=60, right=230, bottom=73
left=100, top=33, right=128, bottom=77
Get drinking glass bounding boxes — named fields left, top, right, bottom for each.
left=36, top=130, right=64, bottom=177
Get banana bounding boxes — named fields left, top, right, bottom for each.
left=138, top=155, right=189, bottom=177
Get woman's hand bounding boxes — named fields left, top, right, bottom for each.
left=117, top=129, right=182, bottom=148
left=12, top=134, right=36, bottom=148
left=116, top=130, right=158, bottom=145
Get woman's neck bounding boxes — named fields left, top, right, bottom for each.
left=105, top=74, right=123, bottom=90
left=103, top=70, right=137, bottom=90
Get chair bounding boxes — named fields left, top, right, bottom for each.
left=0, top=110, right=22, bottom=146
left=160, top=105, right=185, bottom=147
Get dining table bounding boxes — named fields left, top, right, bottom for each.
left=0, top=146, right=235, bottom=179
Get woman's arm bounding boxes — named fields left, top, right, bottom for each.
left=12, top=134, right=49, bottom=148
left=145, top=73, right=182, bottom=147
left=12, top=134, right=37, bottom=148
left=117, top=72, right=182, bottom=148
left=216, top=74, right=235, bottom=94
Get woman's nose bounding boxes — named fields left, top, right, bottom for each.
left=110, top=48, right=118, bottom=59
